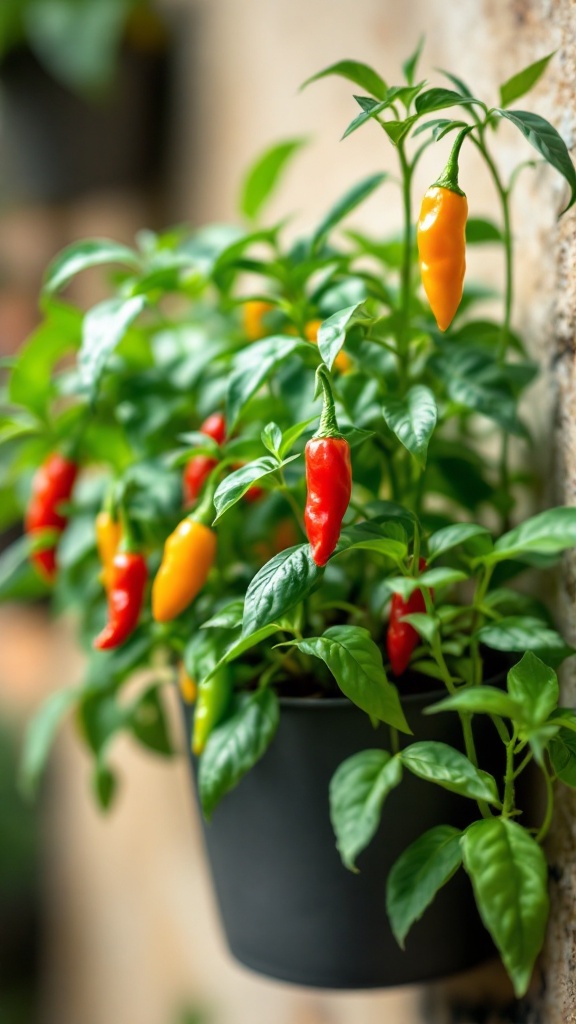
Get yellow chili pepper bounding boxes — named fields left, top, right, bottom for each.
left=417, top=128, right=469, bottom=333
left=178, top=663, right=197, bottom=704
left=152, top=517, right=217, bottom=622
left=95, top=510, right=122, bottom=591
left=243, top=299, right=273, bottom=341
left=305, top=319, right=351, bottom=373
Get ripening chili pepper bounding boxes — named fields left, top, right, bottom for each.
left=192, top=666, right=233, bottom=755
left=93, top=547, right=148, bottom=650
left=417, top=129, right=469, bottom=332
left=178, top=663, right=197, bottom=704
left=25, top=452, right=78, bottom=583
left=304, top=365, right=352, bottom=567
left=243, top=299, right=273, bottom=341
left=95, top=509, right=122, bottom=591
left=183, top=411, right=226, bottom=508
left=386, top=559, right=431, bottom=677
left=305, top=319, right=351, bottom=373
left=152, top=485, right=217, bottom=623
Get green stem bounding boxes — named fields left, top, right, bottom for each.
left=535, top=765, right=554, bottom=843
left=502, top=727, right=518, bottom=817
left=314, top=365, right=342, bottom=439
left=432, top=127, right=471, bottom=195
left=397, top=141, right=413, bottom=374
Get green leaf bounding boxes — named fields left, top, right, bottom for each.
left=92, top=761, right=118, bottom=811
left=79, top=295, right=146, bottom=397
left=261, top=422, right=283, bottom=456
left=477, top=617, right=573, bottom=667
left=425, top=686, right=521, bottom=721
left=431, top=348, right=524, bottom=435
left=382, top=386, right=437, bottom=468
left=9, top=302, right=83, bottom=418
left=399, top=612, right=438, bottom=644
left=461, top=818, right=549, bottom=997
left=291, top=625, right=410, bottom=733
left=466, top=217, right=504, bottom=244
left=386, top=825, right=462, bottom=947
left=415, top=88, right=484, bottom=115
left=507, top=652, right=559, bottom=727
left=43, top=238, right=139, bottom=295
left=209, top=624, right=281, bottom=677
left=499, top=52, right=556, bottom=108
left=316, top=302, right=365, bottom=369
left=130, top=685, right=174, bottom=756
left=342, top=98, right=390, bottom=139
left=336, top=520, right=408, bottom=563
left=428, top=523, right=491, bottom=562
left=301, top=60, right=388, bottom=100
left=400, top=742, right=500, bottom=804
left=201, top=599, right=245, bottom=631
left=485, top=507, right=576, bottom=564
left=213, top=455, right=298, bottom=522
left=384, top=567, right=468, bottom=601
left=495, top=109, right=576, bottom=214
left=330, top=749, right=402, bottom=871
left=198, top=688, right=280, bottom=819
left=278, top=416, right=317, bottom=458
left=20, top=688, right=79, bottom=797
left=226, top=336, right=305, bottom=430
left=242, top=544, right=323, bottom=637
left=312, top=174, right=387, bottom=249
left=549, top=713, right=576, bottom=787
left=239, top=138, right=307, bottom=221
left=402, top=36, right=425, bottom=87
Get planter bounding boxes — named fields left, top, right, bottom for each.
left=182, top=688, right=502, bottom=990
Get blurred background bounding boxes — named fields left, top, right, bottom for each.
left=0, top=1, right=561, bottom=1022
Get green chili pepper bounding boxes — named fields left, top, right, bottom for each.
left=192, top=666, right=233, bottom=755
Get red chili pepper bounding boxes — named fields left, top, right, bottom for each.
left=183, top=413, right=226, bottom=507
left=25, top=452, right=78, bottom=583
left=304, top=366, right=351, bottom=567
left=386, top=559, right=430, bottom=676
left=94, top=549, right=148, bottom=650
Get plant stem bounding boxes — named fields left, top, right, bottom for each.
left=536, top=765, right=555, bottom=843
left=502, top=727, right=518, bottom=817
left=397, top=141, right=413, bottom=384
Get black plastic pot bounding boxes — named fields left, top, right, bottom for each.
left=182, top=688, right=502, bottom=990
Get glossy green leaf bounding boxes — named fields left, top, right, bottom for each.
left=382, top=386, right=437, bottom=468
left=387, top=825, right=462, bottom=947
left=301, top=60, right=388, bottom=100
left=399, top=613, right=438, bottom=644
left=92, top=761, right=118, bottom=811
left=461, top=818, right=549, bottom=996
left=400, top=742, right=500, bottom=804
left=477, top=617, right=572, bottom=667
left=43, top=238, right=139, bottom=295
left=425, top=686, right=521, bottom=721
left=431, top=348, right=524, bottom=435
left=292, top=625, right=410, bottom=733
left=549, top=712, right=576, bottom=787
left=499, top=52, right=556, bottom=109
left=415, top=88, right=484, bottom=115
left=209, top=624, right=281, bottom=677
left=507, top=652, right=559, bottom=727
left=486, top=507, right=576, bottom=564
left=242, top=544, right=323, bottom=638
left=226, top=336, right=305, bottom=430
left=495, top=109, right=576, bottom=214
left=20, top=688, right=79, bottom=797
left=198, top=688, right=280, bottom=819
left=402, top=36, right=425, bottom=87
left=428, top=523, right=491, bottom=561
left=384, top=567, right=467, bottom=601
left=336, top=520, right=408, bottom=563
left=317, top=302, right=365, bottom=369
left=312, top=174, right=387, bottom=249
left=240, top=138, right=307, bottom=221
left=9, top=302, right=83, bottom=418
left=261, top=422, right=283, bottom=456
left=330, top=749, right=402, bottom=870
left=213, top=455, right=298, bottom=522
left=79, top=295, right=146, bottom=397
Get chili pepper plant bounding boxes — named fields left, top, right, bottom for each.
left=3, top=46, right=576, bottom=997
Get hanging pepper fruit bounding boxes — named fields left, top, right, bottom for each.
left=93, top=517, right=148, bottom=650
left=386, top=559, right=431, bottom=676
left=25, top=452, right=78, bottom=583
left=95, top=508, right=122, bottom=592
left=178, top=663, right=197, bottom=704
left=417, top=128, right=469, bottom=332
left=192, top=666, right=233, bottom=755
left=243, top=299, right=273, bottom=341
left=183, top=411, right=226, bottom=508
left=305, top=319, right=351, bottom=374
left=153, top=483, right=217, bottom=623
left=304, top=365, right=352, bottom=567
